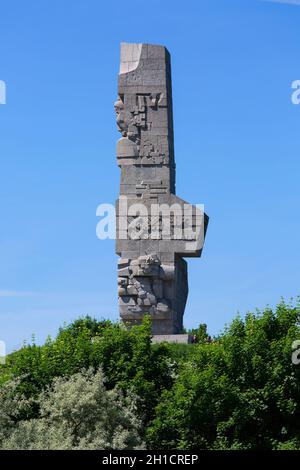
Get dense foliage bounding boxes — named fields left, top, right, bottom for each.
left=0, top=369, right=143, bottom=450
left=1, top=300, right=300, bottom=450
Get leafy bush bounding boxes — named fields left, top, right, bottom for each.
left=0, top=369, right=144, bottom=450
left=0, top=316, right=173, bottom=424
left=146, top=301, right=300, bottom=450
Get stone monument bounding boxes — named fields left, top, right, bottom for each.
left=115, top=43, right=208, bottom=336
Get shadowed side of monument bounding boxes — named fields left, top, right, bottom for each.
left=115, top=43, right=208, bottom=337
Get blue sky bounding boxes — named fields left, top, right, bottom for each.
left=0, top=0, right=299, bottom=352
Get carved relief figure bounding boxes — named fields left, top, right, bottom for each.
left=115, top=43, right=208, bottom=334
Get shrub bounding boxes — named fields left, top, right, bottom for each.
left=0, top=369, right=144, bottom=450
left=146, top=301, right=300, bottom=450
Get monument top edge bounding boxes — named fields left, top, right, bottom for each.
left=119, top=42, right=170, bottom=75
left=120, top=41, right=168, bottom=48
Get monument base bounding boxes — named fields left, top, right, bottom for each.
left=151, top=334, right=191, bottom=344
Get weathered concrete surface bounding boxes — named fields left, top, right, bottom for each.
left=115, top=43, right=208, bottom=334
left=151, top=334, right=192, bottom=344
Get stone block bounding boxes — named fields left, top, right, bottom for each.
left=147, top=44, right=167, bottom=59
left=151, top=334, right=192, bottom=344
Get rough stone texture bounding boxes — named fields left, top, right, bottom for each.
left=151, top=334, right=192, bottom=344
left=115, top=43, right=208, bottom=334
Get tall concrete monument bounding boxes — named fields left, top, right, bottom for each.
left=115, top=43, right=208, bottom=335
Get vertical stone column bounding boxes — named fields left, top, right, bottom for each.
left=115, top=43, right=208, bottom=335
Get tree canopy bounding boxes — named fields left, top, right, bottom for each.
left=1, top=300, right=300, bottom=450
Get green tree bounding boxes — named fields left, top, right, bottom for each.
left=146, top=301, right=300, bottom=450
left=0, top=369, right=144, bottom=450
left=2, top=300, right=300, bottom=450
left=0, top=316, right=173, bottom=425
left=189, top=323, right=210, bottom=343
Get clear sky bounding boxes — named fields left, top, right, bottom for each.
left=0, top=0, right=299, bottom=352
